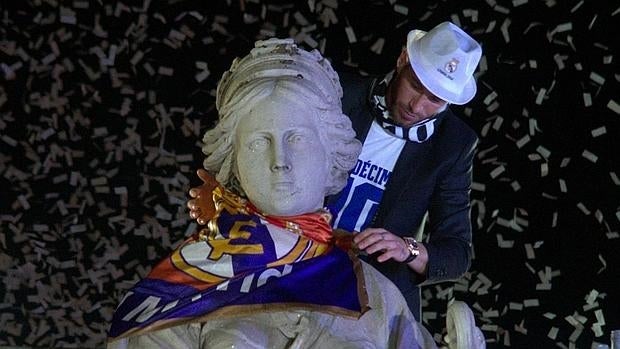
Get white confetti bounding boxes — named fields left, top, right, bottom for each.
left=495, top=5, right=510, bottom=15
left=535, top=87, right=546, bottom=104
left=509, top=302, right=523, bottom=310
left=570, top=0, right=584, bottom=12
left=589, top=72, right=605, bottom=85
left=591, top=324, right=605, bottom=338
left=500, top=18, right=511, bottom=42
left=158, top=66, right=174, bottom=76
left=497, top=234, right=514, bottom=248
left=370, top=38, right=385, bottom=55
left=559, top=179, right=567, bottom=192
left=344, top=26, right=357, bottom=43
left=515, top=135, right=530, bottom=148
left=540, top=163, right=549, bottom=177
left=568, top=327, right=582, bottom=342
left=560, top=157, right=571, bottom=168
left=577, top=202, right=591, bottom=215
left=585, top=289, right=599, bottom=305
left=553, top=53, right=567, bottom=70
left=610, top=172, right=620, bottom=186
left=483, top=91, right=498, bottom=105
left=607, top=99, right=620, bottom=114
left=581, top=149, right=598, bottom=163
left=524, top=243, right=535, bottom=259
left=393, top=4, right=408, bottom=15
left=60, top=7, right=77, bottom=24
left=536, top=145, right=551, bottom=159
left=1, top=135, right=18, bottom=147
left=548, top=326, right=559, bottom=340
left=555, top=22, right=573, bottom=32
left=490, top=165, right=505, bottom=179
left=597, top=254, right=607, bottom=273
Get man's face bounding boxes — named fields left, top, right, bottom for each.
left=386, top=50, right=448, bottom=128
left=235, top=96, right=329, bottom=216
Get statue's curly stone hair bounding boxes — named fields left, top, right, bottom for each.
left=202, top=38, right=361, bottom=197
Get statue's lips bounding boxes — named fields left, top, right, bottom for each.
left=271, top=182, right=299, bottom=196
left=272, top=182, right=294, bottom=191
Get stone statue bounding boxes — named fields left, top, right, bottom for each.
left=107, top=38, right=482, bottom=349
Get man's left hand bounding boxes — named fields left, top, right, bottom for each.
left=353, top=228, right=411, bottom=263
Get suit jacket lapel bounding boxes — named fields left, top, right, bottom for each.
left=373, top=111, right=447, bottom=229
left=375, top=141, right=423, bottom=227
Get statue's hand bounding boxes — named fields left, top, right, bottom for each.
left=187, top=169, right=217, bottom=225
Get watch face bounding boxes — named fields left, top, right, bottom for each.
left=405, top=237, right=419, bottom=256
left=403, top=237, right=419, bottom=262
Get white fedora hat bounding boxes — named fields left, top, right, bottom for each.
left=406, top=21, right=482, bottom=105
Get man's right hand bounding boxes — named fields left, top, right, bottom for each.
left=187, top=169, right=218, bottom=225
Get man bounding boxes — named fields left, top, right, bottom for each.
left=327, top=21, right=482, bottom=321
left=109, top=38, right=439, bottom=348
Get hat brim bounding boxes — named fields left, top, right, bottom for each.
left=406, top=30, right=477, bottom=105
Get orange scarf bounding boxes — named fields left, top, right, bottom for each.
left=245, top=202, right=333, bottom=244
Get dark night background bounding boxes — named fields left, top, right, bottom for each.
left=1, top=0, right=619, bottom=348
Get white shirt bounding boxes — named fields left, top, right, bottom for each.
left=330, top=121, right=406, bottom=232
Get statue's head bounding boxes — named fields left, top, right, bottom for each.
left=202, top=39, right=361, bottom=216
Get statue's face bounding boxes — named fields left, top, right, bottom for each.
left=235, top=96, right=329, bottom=216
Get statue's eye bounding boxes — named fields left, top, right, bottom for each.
left=249, top=137, right=270, bottom=151
left=287, top=133, right=304, bottom=144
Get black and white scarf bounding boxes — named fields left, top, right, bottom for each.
left=370, top=72, right=438, bottom=143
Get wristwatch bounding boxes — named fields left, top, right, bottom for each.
left=402, top=237, right=420, bottom=263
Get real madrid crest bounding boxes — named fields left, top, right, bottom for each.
left=445, top=58, right=459, bottom=73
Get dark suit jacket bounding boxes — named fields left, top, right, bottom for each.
left=334, top=71, right=478, bottom=321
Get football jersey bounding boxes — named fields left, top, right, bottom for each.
left=329, top=120, right=406, bottom=233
